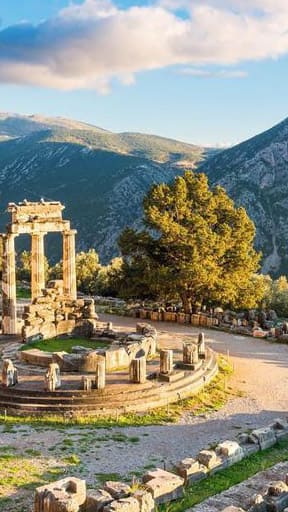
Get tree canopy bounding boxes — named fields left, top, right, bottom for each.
left=119, top=171, right=262, bottom=312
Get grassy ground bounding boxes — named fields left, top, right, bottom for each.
left=1, top=431, right=288, bottom=512
left=19, top=337, right=110, bottom=353
left=161, top=437, right=288, bottom=511
left=16, top=287, right=31, bottom=299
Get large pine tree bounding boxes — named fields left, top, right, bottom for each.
left=119, top=171, right=262, bottom=312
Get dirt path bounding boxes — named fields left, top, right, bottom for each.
left=1, top=314, right=288, bottom=511
left=102, top=313, right=288, bottom=415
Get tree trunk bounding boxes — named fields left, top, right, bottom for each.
left=181, top=293, right=192, bottom=314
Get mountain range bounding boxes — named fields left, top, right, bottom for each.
left=0, top=113, right=208, bottom=263
left=0, top=112, right=287, bottom=275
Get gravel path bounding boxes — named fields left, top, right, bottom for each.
left=1, top=314, right=288, bottom=510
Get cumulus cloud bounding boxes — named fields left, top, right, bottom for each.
left=0, top=0, right=288, bottom=92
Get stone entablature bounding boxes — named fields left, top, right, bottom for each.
left=7, top=200, right=69, bottom=234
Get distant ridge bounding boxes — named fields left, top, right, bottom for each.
left=0, top=113, right=209, bottom=262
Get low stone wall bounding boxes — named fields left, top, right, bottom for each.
left=19, top=322, right=158, bottom=373
left=137, top=309, right=218, bottom=328
left=33, top=417, right=288, bottom=512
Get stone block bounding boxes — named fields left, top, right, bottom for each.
left=34, top=477, right=86, bottom=512
left=175, top=457, right=208, bottom=484
left=86, top=489, right=113, bottom=512
left=196, top=450, right=221, bottom=469
left=103, top=497, right=140, bottom=512
left=40, top=322, right=57, bottom=340
left=158, top=371, right=185, bottom=383
left=270, top=418, right=288, bottom=430
left=103, top=482, right=131, bottom=500
left=267, top=480, right=288, bottom=496
left=216, top=441, right=244, bottom=465
left=142, top=468, right=184, bottom=505
left=249, top=427, right=277, bottom=450
left=72, top=319, right=95, bottom=337
left=133, top=490, right=155, bottom=512
left=241, top=443, right=260, bottom=457
left=265, top=481, right=288, bottom=511
left=269, top=418, right=288, bottom=440
left=104, top=347, right=130, bottom=372
left=56, top=320, right=75, bottom=335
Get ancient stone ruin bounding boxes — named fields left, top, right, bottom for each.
left=32, top=418, right=288, bottom=512
left=0, top=200, right=97, bottom=339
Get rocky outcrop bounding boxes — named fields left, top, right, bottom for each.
left=201, top=117, right=288, bottom=275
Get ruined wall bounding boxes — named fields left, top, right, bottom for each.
left=22, top=281, right=98, bottom=341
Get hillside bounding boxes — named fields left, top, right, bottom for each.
left=0, top=114, right=209, bottom=262
left=200, top=116, right=288, bottom=275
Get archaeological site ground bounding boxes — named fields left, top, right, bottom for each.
left=1, top=201, right=288, bottom=512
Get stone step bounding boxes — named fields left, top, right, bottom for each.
left=0, top=357, right=218, bottom=415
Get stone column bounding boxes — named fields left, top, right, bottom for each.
left=2, top=233, right=17, bottom=334
left=95, top=357, right=106, bottom=390
left=198, top=332, right=205, bottom=359
left=31, top=232, right=46, bottom=300
left=130, top=357, right=146, bottom=384
left=63, top=230, right=77, bottom=299
left=160, top=349, right=173, bottom=374
left=183, top=343, right=199, bottom=365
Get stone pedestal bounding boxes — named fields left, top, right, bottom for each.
left=2, top=234, right=17, bottom=334
left=63, top=230, right=77, bottom=299
left=95, top=357, right=106, bottom=389
left=45, top=363, right=61, bottom=391
left=82, top=376, right=92, bottom=392
left=183, top=343, right=199, bottom=365
left=198, top=332, right=205, bottom=359
left=160, top=349, right=173, bottom=374
left=130, top=357, right=146, bottom=384
left=2, top=359, right=18, bottom=387
left=31, top=232, right=46, bottom=300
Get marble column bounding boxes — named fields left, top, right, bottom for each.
left=31, top=232, right=46, bottom=300
left=2, top=233, right=17, bottom=334
left=63, top=230, right=77, bottom=299
left=129, top=357, right=146, bottom=384
left=160, top=349, right=173, bottom=374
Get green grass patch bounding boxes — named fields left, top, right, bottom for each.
left=16, top=287, right=31, bottom=299
left=95, top=472, right=123, bottom=484
left=25, top=449, right=41, bottom=457
left=161, top=438, right=288, bottom=512
left=62, top=454, right=81, bottom=465
left=19, top=337, right=109, bottom=353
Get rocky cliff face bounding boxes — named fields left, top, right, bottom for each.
left=200, top=117, right=288, bottom=276
left=0, top=114, right=208, bottom=263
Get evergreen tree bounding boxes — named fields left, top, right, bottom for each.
left=119, top=171, right=262, bottom=312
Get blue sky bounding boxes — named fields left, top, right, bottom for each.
left=0, top=0, right=288, bottom=146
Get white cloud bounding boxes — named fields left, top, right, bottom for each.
left=0, top=0, right=287, bottom=92
left=180, top=68, right=248, bottom=78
